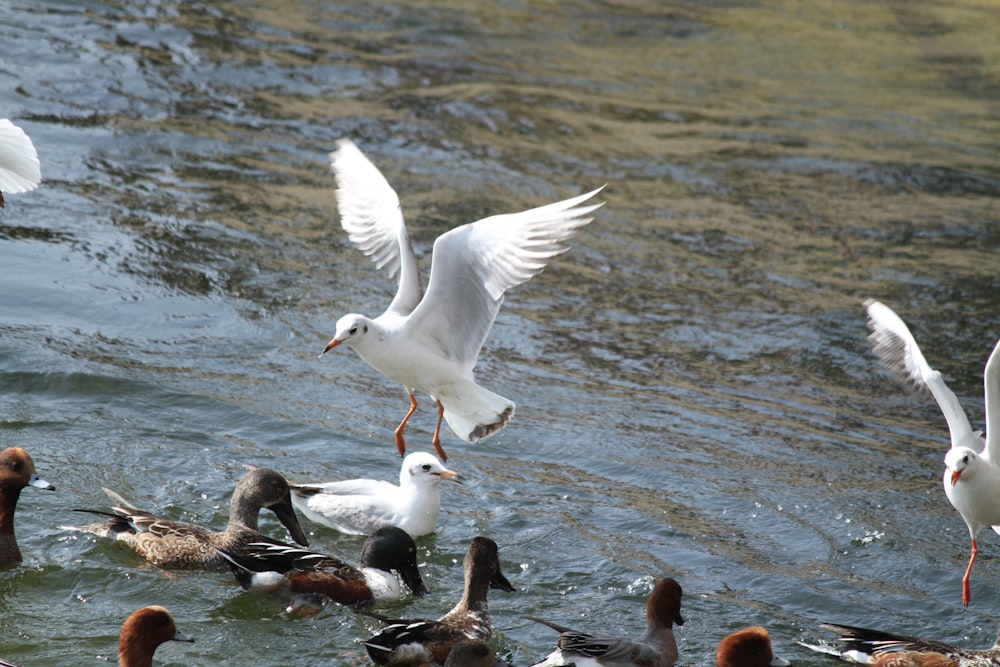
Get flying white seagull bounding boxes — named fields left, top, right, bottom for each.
left=322, top=139, right=603, bottom=460
left=865, top=298, right=1000, bottom=606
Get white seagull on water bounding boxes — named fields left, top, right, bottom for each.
left=864, top=298, right=1000, bottom=606
left=321, top=139, right=604, bottom=461
left=289, top=451, right=462, bottom=537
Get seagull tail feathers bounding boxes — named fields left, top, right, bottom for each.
left=440, top=381, right=515, bottom=443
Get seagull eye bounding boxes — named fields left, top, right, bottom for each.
left=421, top=464, right=431, bottom=471
left=349, top=325, right=358, bottom=335
left=964, top=454, right=970, bottom=464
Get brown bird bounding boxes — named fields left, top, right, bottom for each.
left=0, top=447, right=55, bottom=564
left=362, top=536, right=515, bottom=665
left=525, top=577, right=685, bottom=667
left=118, top=606, right=193, bottom=667
left=72, top=467, right=307, bottom=569
left=802, top=621, right=1000, bottom=667
left=716, top=626, right=788, bottom=667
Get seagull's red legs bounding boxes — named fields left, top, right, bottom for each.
left=962, top=538, right=978, bottom=606
left=394, top=393, right=419, bottom=457
left=432, top=401, right=448, bottom=462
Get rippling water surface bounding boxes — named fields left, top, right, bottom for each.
left=2, top=1, right=1000, bottom=665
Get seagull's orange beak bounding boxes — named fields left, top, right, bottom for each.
left=322, top=338, right=342, bottom=355
left=437, top=469, right=464, bottom=484
left=951, top=469, right=964, bottom=486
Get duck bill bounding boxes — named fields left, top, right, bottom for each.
left=400, top=562, right=430, bottom=596
left=438, top=470, right=464, bottom=484
left=674, top=610, right=684, bottom=626
left=29, top=473, right=55, bottom=491
left=951, top=469, right=964, bottom=485
left=171, top=630, right=195, bottom=644
left=770, top=655, right=790, bottom=667
left=321, top=338, right=342, bottom=356
left=489, top=569, right=516, bottom=592
left=271, top=500, right=309, bottom=547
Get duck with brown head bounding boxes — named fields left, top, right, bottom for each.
left=525, top=577, right=685, bottom=667
left=716, top=627, right=788, bottom=667
left=0, top=447, right=54, bottom=565
left=118, top=606, right=193, bottom=667
left=362, top=536, right=515, bottom=665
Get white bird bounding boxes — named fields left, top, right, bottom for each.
left=322, top=139, right=603, bottom=461
left=0, top=119, right=41, bottom=207
left=289, top=452, right=462, bottom=537
left=864, top=298, right=1000, bottom=606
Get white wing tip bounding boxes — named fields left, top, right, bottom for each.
left=0, top=119, right=42, bottom=196
left=862, top=298, right=935, bottom=395
left=328, top=138, right=365, bottom=172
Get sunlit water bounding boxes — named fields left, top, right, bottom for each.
left=2, top=1, right=1000, bottom=665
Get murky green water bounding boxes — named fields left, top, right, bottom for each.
left=2, top=0, right=999, bottom=665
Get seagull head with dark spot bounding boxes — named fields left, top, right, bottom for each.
left=945, top=447, right=977, bottom=486
left=321, top=314, right=372, bottom=356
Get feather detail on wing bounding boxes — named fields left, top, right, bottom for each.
left=291, top=479, right=396, bottom=497
left=864, top=299, right=978, bottom=451
left=524, top=615, right=660, bottom=664
left=0, top=119, right=41, bottom=195
left=819, top=623, right=969, bottom=660
left=408, top=186, right=604, bottom=364
left=330, top=139, right=421, bottom=315
left=467, top=186, right=604, bottom=302
left=983, top=339, right=1000, bottom=462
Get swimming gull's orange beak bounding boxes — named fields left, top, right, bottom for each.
left=437, top=469, right=464, bottom=484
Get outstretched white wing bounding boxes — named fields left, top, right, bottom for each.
left=864, top=298, right=979, bottom=452
left=330, top=140, right=421, bottom=316
left=0, top=119, right=41, bottom=195
left=408, top=186, right=604, bottom=364
left=982, top=338, right=1000, bottom=462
